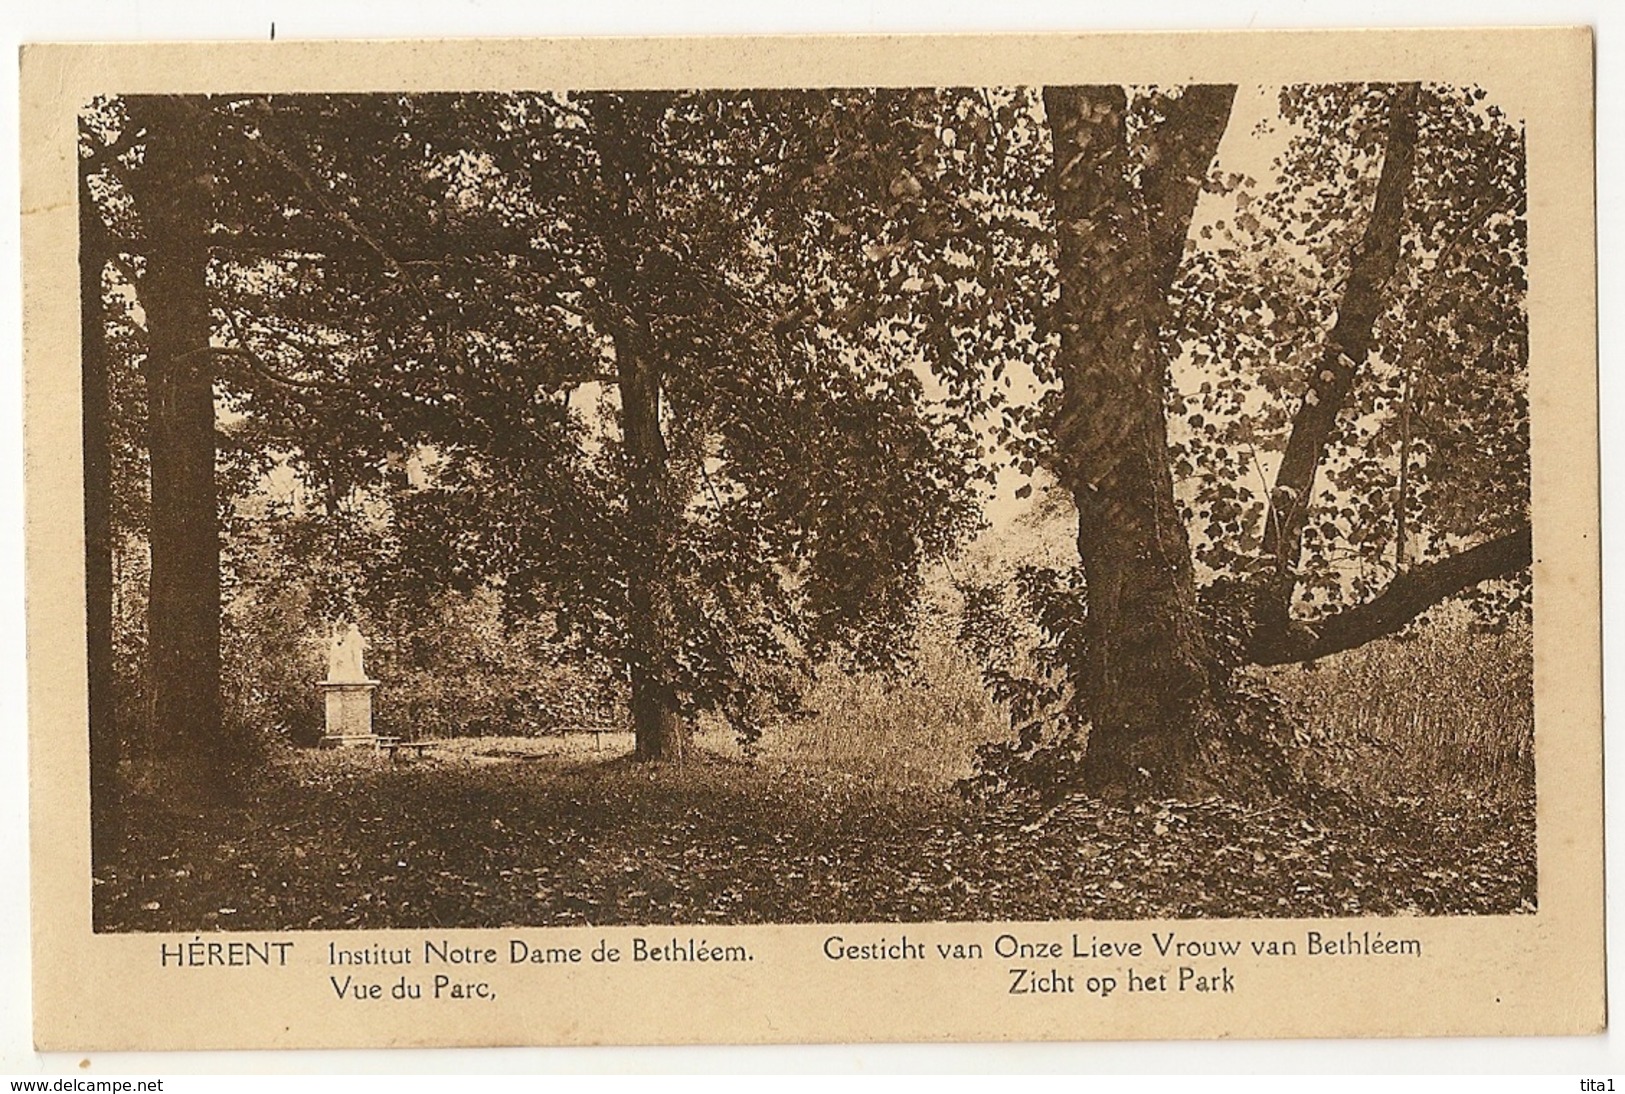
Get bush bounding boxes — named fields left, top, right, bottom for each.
left=220, top=573, right=620, bottom=747
left=364, top=588, right=622, bottom=740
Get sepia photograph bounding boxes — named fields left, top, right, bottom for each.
left=19, top=27, right=1600, bottom=1051
left=80, top=80, right=1535, bottom=933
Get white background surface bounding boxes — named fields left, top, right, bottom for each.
left=0, top=0, right=1616, bottom=1078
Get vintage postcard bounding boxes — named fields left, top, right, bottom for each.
left=21, top=28, right=1599, bottom=1050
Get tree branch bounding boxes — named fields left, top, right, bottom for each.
left=177, top=344, right=364, bottom=395
left=1044, top=84, right=1233, bottom=497
left=1138, top=85, right=1239, bottom=298
left=1260, top=82, right=1421, bottom=619
left=216, top=113, right=469, bottom=369
left=1248, top=523, right=1532, bottom=665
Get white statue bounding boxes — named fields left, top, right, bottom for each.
left=327, top=622, right=368, bottom=683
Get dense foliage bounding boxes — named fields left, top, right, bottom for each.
left=1170, top=84, right=1528, bottom=613
left=944, top=83, right=1529, bottom=798
left=82, top=80, right=1532, bottom=808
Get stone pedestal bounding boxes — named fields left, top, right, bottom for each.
left=320, top=679, right=379, bottom=746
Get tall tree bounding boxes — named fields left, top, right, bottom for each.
left=84, top=90, right=990, bottom=770
left=116, top=97, right=232, bottom=805
left=1041, top=85, right=1237, bottom=791
left=393, top=90, right=991, bottom=760
left=587, top=92, right=692, bottom=759
left=970, top=82, right=1532, bottom=797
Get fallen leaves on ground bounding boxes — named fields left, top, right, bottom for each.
left=93, top=739, right=1535, bottom=931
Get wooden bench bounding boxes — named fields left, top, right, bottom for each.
left=382, top=739, right=433, bottom=761
left=321, top=734, right=385, bottom=750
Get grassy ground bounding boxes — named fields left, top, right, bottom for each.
left=95, top=617, right=1536, bottom=931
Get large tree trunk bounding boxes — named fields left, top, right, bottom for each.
left=80, top=163, right=120, bottom=868
left=1043, top=86, right=1234, bottom=792
left=593, top=93, right=690, bottom=763
left=125, top=97, right=234, bottom=805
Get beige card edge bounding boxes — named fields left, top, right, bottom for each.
left=20, top=28, right=1602, bottom=1051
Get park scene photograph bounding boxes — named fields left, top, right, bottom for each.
left=78, top=81, right=1535, bottom=932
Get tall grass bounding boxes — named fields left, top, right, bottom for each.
left=1267, top=611, right=1534, bottom=802
left=734, top=632, right=1009, bottom=792
left=701, top=595, right=1531, bottom=806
